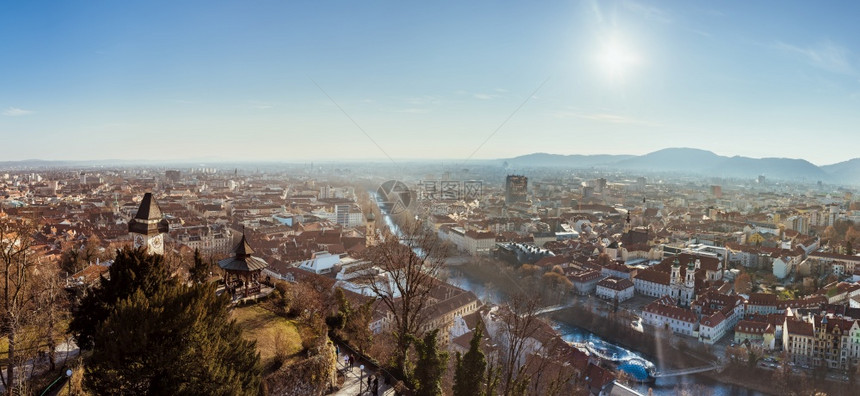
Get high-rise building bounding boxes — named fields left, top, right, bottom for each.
left=710, top=185, right=722, bottom=198
left=505, top=175, right=528, bottom=204
left=165, top=170, right=181, bottom=182
left=335, top=204, right=350, bottom=226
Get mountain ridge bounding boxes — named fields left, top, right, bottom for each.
left=503, top=148, right=858, bottom=184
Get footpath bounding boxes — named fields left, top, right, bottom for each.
left=330, top=352, right=396, bottom=396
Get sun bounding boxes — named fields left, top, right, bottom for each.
left=597, top=37, right=639, bottom=81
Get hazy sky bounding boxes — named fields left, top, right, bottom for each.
left=2, top=1, right=859, bottom=165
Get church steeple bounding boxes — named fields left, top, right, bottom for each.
left=624, top=211, right=632, bottom=233
left=365, top=211, right=377, bottom=247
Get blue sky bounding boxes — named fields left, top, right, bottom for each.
left=1, top=1, right=859, bottom=165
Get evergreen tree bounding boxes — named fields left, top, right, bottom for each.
left=413, top=329, right=448, bottom=396
left=84, top=282, right=261, bottom=395
left=70, top=247, right=175, bottom=349
left=189, top=248, right=209, bottom=284
left=453, top=326, right=486, bottom=396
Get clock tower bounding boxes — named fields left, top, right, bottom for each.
left=128, top=192, right=170, bottom=255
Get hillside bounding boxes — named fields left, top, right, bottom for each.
left=500, top=148, right=858, bottom=184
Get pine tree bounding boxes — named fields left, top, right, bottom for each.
left=453, top=326, right=486, bottom=396
left=70, top=247, right=175, bottom=349
left=84, top=282, right=261, bottom=395
left=413, top=329, right=448, bottom=396
left=189, top=248, right=209, bottom=284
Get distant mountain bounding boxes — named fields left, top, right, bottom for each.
left=500, top=148, right=859, bottom=185
left=712, top=157, right=828, bottom=181
left=613, top=148, right=725, bottom=173
left=821, top=159, right=860, bottom=185
left=504, top=153, right=634, bottom=168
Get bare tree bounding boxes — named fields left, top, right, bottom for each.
left=362, top=221, right=448, bottom=382
left=492, top=294, right=544, bottom=396
left=0, top=217, right=46, bottom=393
left=34, top=260, right=68, bottom=372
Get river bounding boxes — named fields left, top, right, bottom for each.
left=374, top=196, right=764, bottom=396
left=446, top=271, right=765, bottom=396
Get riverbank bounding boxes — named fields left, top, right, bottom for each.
left=551, top=306, right=851, bottom=395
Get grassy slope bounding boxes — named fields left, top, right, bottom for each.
left=231, top=305, right=304, bottom=368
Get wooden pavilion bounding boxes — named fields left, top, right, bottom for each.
left=218, top=233, right=269, bottom=299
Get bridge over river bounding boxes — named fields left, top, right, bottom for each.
left=650, top=363, right=723, bottom=378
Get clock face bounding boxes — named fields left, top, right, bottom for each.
left=151, top=235, right=163, bottom=249
left=134, top=234, right=144, bottom=248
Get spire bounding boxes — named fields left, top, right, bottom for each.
left=134, top=193, right=163, bottom=221
left=232, top=232, right=255, bottom=258
left=673, top=256, right=680, bottom=267
left=128, top=192, right=169, bottom=236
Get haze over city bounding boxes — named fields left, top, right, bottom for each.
left=3, top=1, right=860, bottom=164
left=5, top=2, right=860, bottom=395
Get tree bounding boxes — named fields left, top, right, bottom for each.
left=188, top=248, right=209, bottom=284
left=413, top=330, right=448, bottom=396
left=0, top=217, right=47, bottom=393
left=331, top=288, right=374, bottom=354
left=496, top=294, right=544, bottom=396
left=60, top=235, right=105, bottom=275
left=596, top=253, right=611, bottom=266
left=34, top=260, right=68, bottom=372
left=824, top=225, right=839, bottom=244
left=734, top=272, right=753, bottom=295
left=453, top=326, right=487, bottom=396
left=362, top=222, right=447, bottom=382
left=69, top=247, right=175, bottom=350
left=846, top=226, right=860, bottom=247
left=84, top=282, right=261, bottom=395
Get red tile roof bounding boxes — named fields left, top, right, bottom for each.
left=597, top=276, right=634, bottom=291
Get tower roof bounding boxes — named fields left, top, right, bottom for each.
left=232, top=233, right=255, bottom=258
left=367, top=211, right=376, bottom=221
left=218, top=233, right=268, bottom=272
left=134, top=193, right=163, bottom=221
left=128, top=192, right=169, bottom=235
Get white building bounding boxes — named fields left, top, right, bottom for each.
left=772, top=256, right=797, bottom=279
left=296, top=251, right=341, bottom=275
left=595, top=277, right=635, bottom=302
left=633, top=269, right=671, bottom=298
left=642, top=296, right=698, bottom=336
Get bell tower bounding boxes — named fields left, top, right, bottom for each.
left=128, top=192, right=170, bottom=255
left=365, top=211, right=377, bottom=247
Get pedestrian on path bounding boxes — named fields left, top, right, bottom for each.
left=373, top=376, right=379, bottom=396
left=367, top=374, right=372, bottom=390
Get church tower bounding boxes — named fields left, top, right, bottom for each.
left=128, top=192, right=170, bottom=255
left=670, top=256, right=681, bottom=284
left=682, top=259, right=696, bottom=306
left=685, top=260, right=695, bottom=288
left=670, top=256, right=682, bottom=303
left=365, top=211, right=377, bottom=247
left=624, top=211, right=632, bottom=234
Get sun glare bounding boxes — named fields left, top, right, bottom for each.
left=597, top=37, right=639, bottom=81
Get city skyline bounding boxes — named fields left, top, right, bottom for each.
left=3, top=1, right=860, bottom=165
